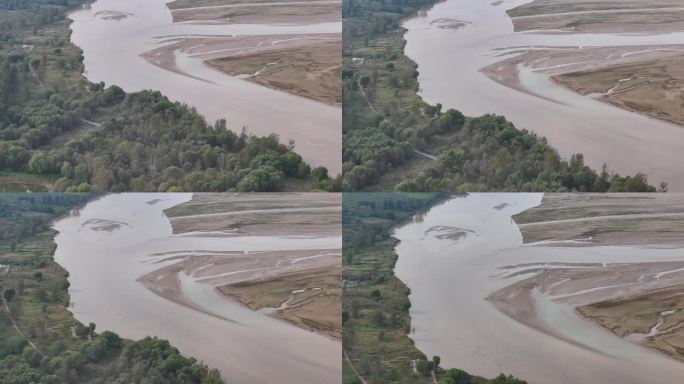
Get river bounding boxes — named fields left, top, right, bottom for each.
left=68, top=0, right=341, bottom=174
left=403, top=0, right=684, bottom=190
left=393, top=193, right=684, bottom=384
left=53, top=193, right=341, bottom=384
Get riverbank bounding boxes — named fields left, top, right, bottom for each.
left=0, top=194, right=223, bottom=383
left=69, top=0, right=342, bottom=174
left=167, top=0, right=340, bottom=25
left=207, top=39, right=342, bottom=105
left=160, top=0, right=343, bottom=105
left=508, top=0, right=684, bottom=33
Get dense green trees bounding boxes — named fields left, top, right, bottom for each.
left=0, top=332, right=223, bottom=384
left=3, top=287, right=15, bottom=302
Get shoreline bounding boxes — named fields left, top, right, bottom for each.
left=69, top=0, right=343, bottom=175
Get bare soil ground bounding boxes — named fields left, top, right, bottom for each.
left=579, top=285, right=684, bottom=362
left=483, top=44, right=684, bottom=127
left=156, top=0, right=342, bottom=104
left=165, top=192, right=341, bottom=236
left=148, top=193, right=342, bottom=337
left=554, top=54, right=684, bottom=127
left=142, top=33, right=341, bottom=105
left=503, top=0, right=684, bottom=127
left=509, top=0, right=684, bottom=33
left=219, top=266, right=341, bottom=338
left=509, top=193, right=684, bottom=362
left=168, top=0, right=286, bottom=9
left=514, top=193, right=684, bottom=246
left=170, top=1, right=340, bottom=25
left=207, top=39, right=342, bottom=104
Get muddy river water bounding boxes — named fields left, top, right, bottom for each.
left=394, top=194, right=684, bottom=384
left=403, top=0, right=684, bottom=190
left=53, top=193, right=341, bottom=384
left=69, top=0, right=341, bottom=174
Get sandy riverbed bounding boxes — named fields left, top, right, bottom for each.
left=157, top=193, right=343, bottom=338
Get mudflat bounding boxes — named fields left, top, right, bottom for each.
left=166, top=0, right=342, bottom=105
left=169, top=0, right=340, bottom=25
left=506, top=0, right=684, bottom=129
left=554, top=54, right=684, bottom=127
left=160, top=193, right=342, bottom=339
left=512, top=193, right=684, bottom=363
left=509, top=0, right=684, bottom=33
left=514, top=193, right=684, bottom=246
left=207, top=39, right=342, bottom=104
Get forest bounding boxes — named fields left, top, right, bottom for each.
left=342, top=193, right=527, bottom=384
left=0, top=0, right=339, bottom=192
left=0, top=194, right=224, bottom=384
left=341, top=0, right=661, bottom=193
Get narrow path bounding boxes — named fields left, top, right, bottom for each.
left=519, top=212, right=684, bottom=228
left=357, top=79, right=379, bottom=115
left=79, top=118, right=102, bottom=127
left=172, top=0, right=339, bottom=11
left=413, top=149, right=437, bottom=161
left=431, top=370, right=438, bottom=384
left=29, top=64, right=47, bottom=90
left=343, top=349, right=369, bottom=384
left=513, top=7, right=684, bottom=20
left=2, top=296, right=45, bottom=357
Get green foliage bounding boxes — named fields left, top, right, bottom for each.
left=342, top=193, right=527, bottom=384
left=438, top=369, right=472, bottom=384
left=415, top=359, right=434, bottom=376
left=3, top=287, right=15, bottom=302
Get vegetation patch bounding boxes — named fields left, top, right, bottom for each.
left=0, top=193, right=224, bottom=384
left=342, top=192, right=527, bottom=384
